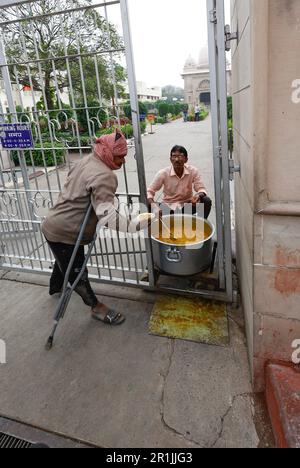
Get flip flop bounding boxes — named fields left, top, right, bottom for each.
left=91, top=308, right=126, bottom=326
left=49, top=286, right=62, bottom=296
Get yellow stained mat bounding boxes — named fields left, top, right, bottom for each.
left=149, top=295, right=229, bottom=346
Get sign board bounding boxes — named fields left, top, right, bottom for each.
left=147, top=114, right=155, bottom=122
left=0, top=123, right=34, bottom=149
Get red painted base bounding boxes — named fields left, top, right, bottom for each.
left=266, top=363, right=300, bottom=448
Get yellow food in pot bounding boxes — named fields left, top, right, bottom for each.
left=155, top=218, right=212, bottom=245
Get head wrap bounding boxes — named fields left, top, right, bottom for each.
left=94, top=130, right=128, bottom=170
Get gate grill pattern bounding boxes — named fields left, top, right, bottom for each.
left=0, top=0, right=233, bottom=301
left=0, top=432, right=32, bottom=449
left=0, top=0, right=150, bottom=287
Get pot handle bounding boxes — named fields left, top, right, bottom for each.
left=165, top=248, right=182, bottom=263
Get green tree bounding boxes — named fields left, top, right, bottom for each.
left=157, top=102, right=169, bottom=120
left=123, top=101, right=147, bottom=120
left=162, top=85, right=184, bottom=101
left=167, top=103, right=174, bottom=115
left=173, top=102, right=183, bottom=115
left=76, top=101, right=107, bottom=133
left=2, top=0, right=125, bottom=110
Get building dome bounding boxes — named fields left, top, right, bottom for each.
left=184, top=55, right=197, bottom=70
left=198, top=44, right=209, bottom=68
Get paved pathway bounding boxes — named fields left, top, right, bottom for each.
left=0, top=274, right=272, bottom=448
left=118, top=116, right=216, bottom=225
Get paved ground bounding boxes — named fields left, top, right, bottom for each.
left=0, top=271, right=274, bottom=448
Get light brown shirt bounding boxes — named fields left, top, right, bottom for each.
left=42, top=154, right=133, bottom=245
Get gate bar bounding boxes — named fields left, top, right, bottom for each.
left=0, top=34, right=37, bottom=231
left=0, top=0, right=33, bottom=7
left=120, top=0, right=155, bottom=287
left=206, top=0, right=233, bottom=301
left=207, top=0, right=225, bottom=289
left=0, top=1, right=121, bottom=27
left=216, top=0, right=233, bottom=301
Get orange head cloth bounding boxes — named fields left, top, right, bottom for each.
left=94, top=129, right=128, bottom=170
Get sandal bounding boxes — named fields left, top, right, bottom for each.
left=49, top=286, right=62, bottom=296
left=91, top=308, right=126, bottom=326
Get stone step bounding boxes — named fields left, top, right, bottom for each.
left=266, top=363, right=300, bottom=448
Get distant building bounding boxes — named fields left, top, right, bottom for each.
left=0, top=79, right=39, bottom=114
left=181, top=44, right=231, bottom=109
left=0, top=79, right=70, bottom=115
left=124, top=81, right=162, bottom=102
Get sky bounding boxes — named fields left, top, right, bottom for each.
left=104, top=0, right=231, bottom=89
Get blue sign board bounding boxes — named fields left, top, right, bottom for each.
left=0, top=123, right=34, bottom=149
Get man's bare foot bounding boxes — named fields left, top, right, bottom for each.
left=91, top=301, right=125, bottom=325
left=92, top=302, right=110, bottom=320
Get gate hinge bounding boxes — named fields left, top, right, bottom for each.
left=215, top=146, right=222, bottom=159
left=209, top=9, right=217, bottom=24
left=225, top=24, right=238, bottom=51
left=229, top=159, right=240, bottom=180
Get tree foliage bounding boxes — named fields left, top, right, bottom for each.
left=2, top=0, right=126, bottom=110
left=123, top=101, right=147, bottom=120
left=162, top=85, right=184, bottom=102
left=156, top=101, right=184, bottom=118
left=157, top=102, right=169, bottom=118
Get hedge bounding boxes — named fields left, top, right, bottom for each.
left=200, top=110, right=209, bottom=120
left=96, top=122, right=147, bottom=139
left=156, top=116, right=165, bottom=124
left=12, top=123, right=148, bottom=165
left=187, top=110, right=209, bottom=122
left=12, top=142, right=65, bottom=167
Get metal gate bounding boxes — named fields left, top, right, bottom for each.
left=0, top=0, right=234, bottom=302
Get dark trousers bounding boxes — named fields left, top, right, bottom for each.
left=160, top=196, right=212, bottom=220
left=46, top=239, right=98, bottom=308
left=192, top=196, right=212, bottom=219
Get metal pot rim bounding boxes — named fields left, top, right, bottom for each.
left=151, top=214, right=215, bottom=247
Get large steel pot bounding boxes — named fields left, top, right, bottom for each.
left=151, top=214, right=215, bottom=276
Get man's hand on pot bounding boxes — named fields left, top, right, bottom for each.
left=135, top=213, right=155, bottom=231
left=191, top=193, right=206, bottom=204
left=151, top=203, right=161, bottom=217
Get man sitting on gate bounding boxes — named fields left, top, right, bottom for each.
left=147, top=145, right=212, bottom=219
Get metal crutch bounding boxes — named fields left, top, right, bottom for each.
left=45, top=203, right=96, bottom=350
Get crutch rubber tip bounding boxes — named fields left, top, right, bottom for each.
left=45, top=337, right=53, bottom=351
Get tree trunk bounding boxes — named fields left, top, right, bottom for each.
left=44, top=71, right=54, bottom=110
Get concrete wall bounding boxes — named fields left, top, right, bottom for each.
left=231, top=0, right=254, bottom=374
left=232, top=0, right=300, bottom=391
